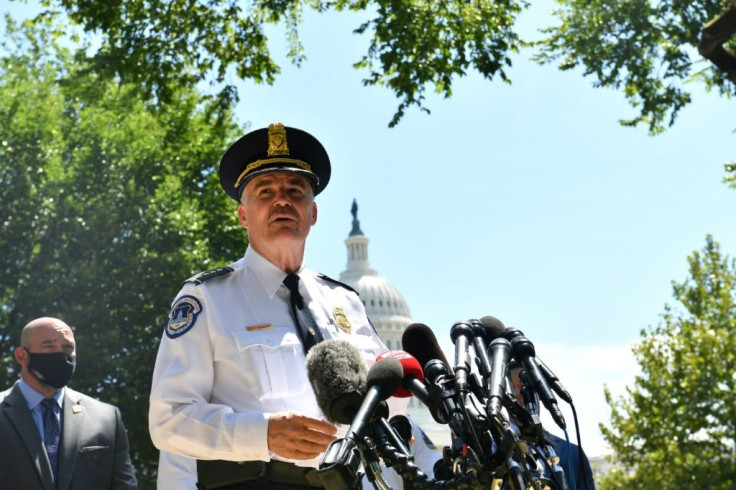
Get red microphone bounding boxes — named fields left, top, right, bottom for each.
left=376, top=350, right=426, bottom=399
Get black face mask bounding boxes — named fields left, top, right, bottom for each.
left=26, top=350, right=76, bottom=389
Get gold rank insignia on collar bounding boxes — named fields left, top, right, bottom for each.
left=332, top=307, right=352, bottom=333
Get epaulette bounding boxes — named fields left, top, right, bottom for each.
left=184, top=266, right=234, bottom=285
left=317, top=273, right=359, bottom=295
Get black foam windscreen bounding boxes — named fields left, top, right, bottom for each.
left=365, top=356, right=404, bottom=399
left=327, top=391, right=366, bottom=425
left=480, top=315, right=507, bottom=341
left=305, top=339, right=367, bottom=424
left=401, top=323, right=450, bottom=371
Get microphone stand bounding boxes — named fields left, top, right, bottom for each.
left=371, top=429, right=479, bottom=490
left=517, top=370, right=568, bottom=490
left=317, top=437, right=363, bottom=490
left=535, top=441, right=569, bottom=490
left=360, top=435, right=392, bottom=490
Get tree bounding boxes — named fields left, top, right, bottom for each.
left=21, top=0, right=735, bottom=134
left=28, top=0, right=526, bottom=127
left=726, top=160, right=736, bottom=189
left=534, top=0, right=736, bottom=135
left=698, top=1, right=736, bottom=85
left=599, top=236, right=736, bottom=489
left=0, top=18, right=246, bottom=486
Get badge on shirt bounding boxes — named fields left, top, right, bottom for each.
left=332, top=307, right=352, bottom=333
left=166, top=295, right=202, bottom=338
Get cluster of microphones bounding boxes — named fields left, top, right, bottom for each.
left=306, top=316, right=590, bottom=490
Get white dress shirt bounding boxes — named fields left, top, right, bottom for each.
left=149, top=247, right=393, bottom=487
left=17, top=378, right=64, bottom=442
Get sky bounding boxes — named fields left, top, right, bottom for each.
left=230, top=4, right=735, bottom=457
left=3, top=0, right=735, bottom=458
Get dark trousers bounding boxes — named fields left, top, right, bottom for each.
left=208, top=483, right=320, bottom=490
left=197, top=460, right=326, bottom=489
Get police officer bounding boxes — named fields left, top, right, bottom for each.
left=149, top=124, right=397, bottom=489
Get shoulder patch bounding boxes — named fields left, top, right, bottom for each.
left=166, top=295, right=202, bottom=338
left=184, top=266, right=234, bottom=285
left=317, top=273, right=358, bottom=295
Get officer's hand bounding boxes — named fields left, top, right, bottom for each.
left=267, top=412, right=337, bottom=460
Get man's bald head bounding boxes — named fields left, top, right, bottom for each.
left=20, top=317, right=75, bottom=353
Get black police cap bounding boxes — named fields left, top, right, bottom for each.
left=219, top=123, right=331, bottom=201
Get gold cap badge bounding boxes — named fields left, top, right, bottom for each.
left=267, top=123, right=289, bottom=156
left=220, top=123, right=331, bottom=201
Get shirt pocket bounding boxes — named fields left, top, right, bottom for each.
left=232, top=328, right=305, bottom=400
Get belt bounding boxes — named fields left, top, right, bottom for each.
left=265, top=460, right=323, bottom=487
left=197, top=459, right=325, bottom=489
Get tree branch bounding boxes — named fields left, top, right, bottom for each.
left=699, top=1, right=736, bottom=83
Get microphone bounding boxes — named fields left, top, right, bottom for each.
left=376, top=350, right=428, bottom=401
left=481, top=318, right=519, bottom=400
left=470, top=316, right=507, bottom=393
left=536, top=358, right=573, bottom=404
left=422, top=358, right=465, bottom=431
left=388, top=414, right=412, bottom=447
left=519, top=369, right=539, bottom=416
left=376, top=350, right=452, bottom=426
left=306, top=339, right=367, bottom=424
left=401, top=324, right=459, bottom=426
left=503, top=328, right=572, bottom=404
left=317, top=356, right=403, bottom=489
left=469, top=319, right=493, bottom=378
left=479, top=315, right=507, bottom=342
left=486, top=337, right=512, bottom=418
left=307, top=342, right=403, bottom=490
left=344, top=356, right=404, bottom=443
left=507, top=334, right=566, bottom=429
left=401, top=323, right=451, bottom=372
left=449, top=320, right=474, bottom=392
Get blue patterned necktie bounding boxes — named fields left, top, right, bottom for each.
left=283, top=274, right=324, bottom=355
left=41, top=398, right=60, bottom=482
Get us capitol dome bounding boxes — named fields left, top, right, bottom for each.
left=337, top=200, right=450, bottom=448
left=338, top=200, right=411, bottom=351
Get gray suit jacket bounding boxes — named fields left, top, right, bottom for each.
left=0, top=382, right=138, bottom=490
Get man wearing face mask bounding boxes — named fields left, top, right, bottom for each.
left=0, top=317, right=138, bottom=489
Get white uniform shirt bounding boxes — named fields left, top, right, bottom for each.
left=149, top=247, right=391, bottom=486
